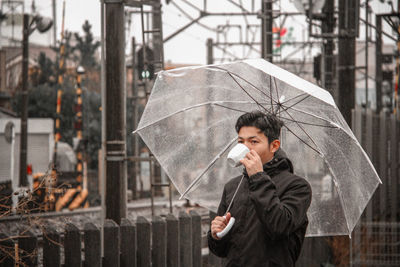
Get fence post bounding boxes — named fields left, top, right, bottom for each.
left=208, top=211, right=222, bottom=267
left=378, top=112, right=387, bottom=219
left=390, top=114, right=398, bottom=222
left=179, top=211, right=192, bottom=267
left=0, top=233, right=14, bottom=267
left=64, top=223, right=82, bottom=267
left=351, top=107, right=364, bottom=265
left=121, top=218, right=136, bottom=267
left=166, top=214, right=179, bottom=267
left=190, top=210, right=202, bottom=267
left=103, top=219, right=120, bottom=267
left=43, top=225, right=61, bottom=267
left=372, top=112, right=381, bottom=219
left=84, top=222, right=101, bottom=267
left=18, top=230, right=37, bottom=266
left=365, top=109, right=374, bottom=253
left=136, top=216, right=151, bottom=267
left=351, top=107, right=363, bottom=143
left=152, top=216, right=167, bottom=267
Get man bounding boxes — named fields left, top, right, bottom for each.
left=208, top=111, right=312, bottom=267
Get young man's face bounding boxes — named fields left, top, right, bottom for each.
left=238, top=126, right=280, bottom=164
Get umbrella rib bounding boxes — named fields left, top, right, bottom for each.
left=133, top=101, right=267, bottom=133
left=319, top=155, right=353, bottom=235
left=281, top=94, right=312, bottom=113
left=273, top=77, right=280, bottom=117
left=282, top=106, right=346, bottom=131
left=279, top=116, right=337, bottom=128
left=280, top=108, right=321, bottom=153
left=208, top=66, right=294, bottom=117
left=285, top=106, right=360, bottom=143
left=281, top=108, right=360, bottom=235
left=281, top=124, right=321, bottom=155
left=270, top=76, right=274, bottom=113
left=179, top=136, right=238, bottom=199
left=208, top=66, right=278, bottom=105
left=285, top=106, right=363, bottom=147
left=212, top=103, right=336, bottom=129
left=281, top=92, right=310, bottom=106
left=226, top=72, right=270, bottom=114
left=212, top=103, right=250, bottom=114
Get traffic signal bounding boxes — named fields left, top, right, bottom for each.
left=313, top=54, right=321, bottom=82
left=382, top=70, right=393, bottom=111
left=137, top=46, right=155, bottom=81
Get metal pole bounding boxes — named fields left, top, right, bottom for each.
left=132, top=36, right=139, bottom=200
left=375, top=14, right=382, bottom=113
left=207, top=38, right=214, bottom=64
left=52, top=0, right=57, bottom=47
left=19, top=14, right=29, bottom=188
left=151, top=0, right=163, bottom=202
left=11, top=124, right=16, bottom=211
left=152, top=0, right=163, bottom=71
left=261, top=0, right=273, bottom=62
left=75, top=71, right=83, bottom=186
left=100, top=0, right=106, bottom=256
left=321, top=0, right=335, bottom=97
left=365, top=1, right=369, bottom=110
left=105, top=0, right=127, bottom=225
left=395, top=3, right=400, bottom=116
left=337, top=0, right=357, bottom=125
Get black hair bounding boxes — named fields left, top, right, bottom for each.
left=235, top=111, right=284, bottom=143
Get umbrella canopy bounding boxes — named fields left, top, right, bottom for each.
left=134, top=59, right=381, bottom=237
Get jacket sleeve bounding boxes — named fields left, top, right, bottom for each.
left=207, top=186, right=230, bottom=257
left=248, top=171, right=312, bottom=240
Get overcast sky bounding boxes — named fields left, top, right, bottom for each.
left=4, top=0, right=396, bottom=64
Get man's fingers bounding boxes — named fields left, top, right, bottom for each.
left=225, top=212, right=231, bottom=223
left=212, top=217, right=227, bottom=228
left=250, top=150, right=260, bottom=159
left=240, top=158, right=249, bottom=166
left=214, top=216, right=227, bottom=223
left=245, top=152, right=254, bottom=160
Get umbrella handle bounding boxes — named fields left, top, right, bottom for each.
left=216, top=216, right=235, bottom=239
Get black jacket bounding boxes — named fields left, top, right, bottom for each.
left=208, top=149, right=312, bottom=267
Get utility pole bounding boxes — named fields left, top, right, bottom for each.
left=337, top=0, right=357, bottom=125
left=395, top=2, right=400, bottom=116
left=375, top=14, right=383, bottom=113
left=105, top=0, right=127, bottom=225
left=19, top=14, right=29, bottom=188
left=261, top=0, right=273, bottom=62
left=321, top=0, right=335, bottom=97
left=131, top=36, right=139, bottom=200
left=52, top=0, right=57, bottom=47
left=152, top=0, right=163, bottom=71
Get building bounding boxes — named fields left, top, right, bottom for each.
left=0, top=118, right=54, bottom=184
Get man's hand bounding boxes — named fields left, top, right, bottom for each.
left=240, top=150, right=263, bottom=176
left=211, top=212, right=231, bottom=240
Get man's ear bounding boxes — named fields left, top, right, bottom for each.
left=270, top=139, right=280, bottom=153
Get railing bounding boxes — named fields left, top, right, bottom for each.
left=0, top=210, right=214, bottom=267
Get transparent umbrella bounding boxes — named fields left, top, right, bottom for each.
left=133, top=59, right=381, bottom=237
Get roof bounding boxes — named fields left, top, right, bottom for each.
left=0, top=106, right=17, bottom=118
left=3, top=44, right=75, bottom=69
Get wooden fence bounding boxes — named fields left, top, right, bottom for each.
left=0, top=210, right=212, bottom=267
left=2, top=108, right=398, bottom=267
left=350, top=108, right=400, bottom=266
left=297, top=108, right=400, bottom=267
